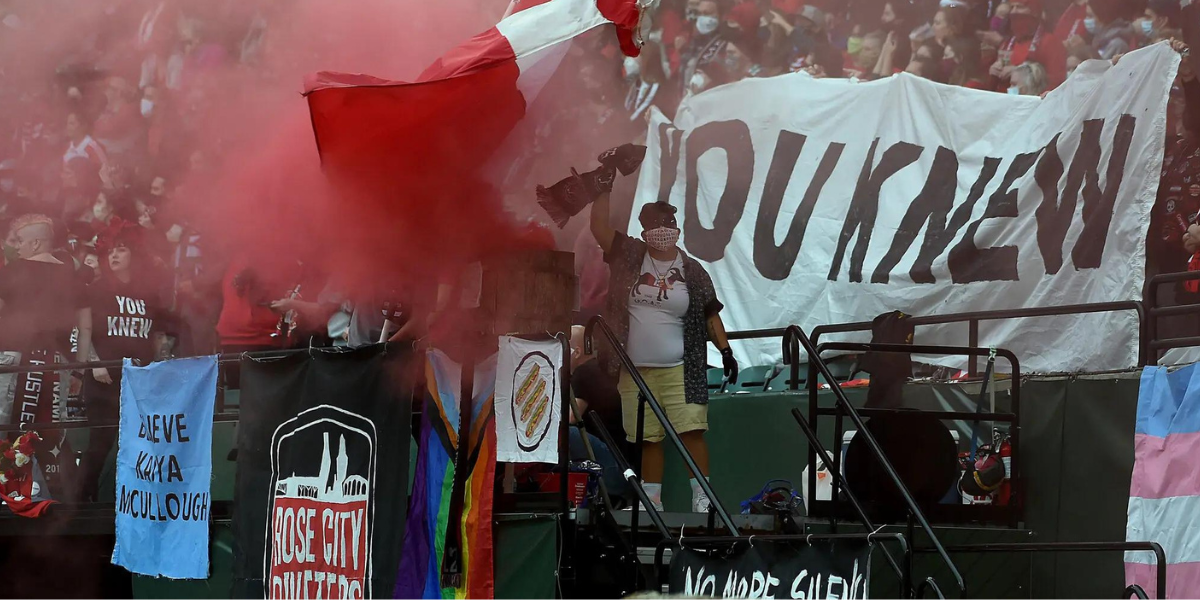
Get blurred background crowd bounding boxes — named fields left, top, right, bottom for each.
left=0, top=0, right=1192, bottom=374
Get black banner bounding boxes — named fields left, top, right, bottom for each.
left=669, top=539, right=872, bottom=599
left=231, top=345, right=415, bottom=599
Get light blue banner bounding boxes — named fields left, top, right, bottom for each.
left=113, top=356, right=217, bottom=579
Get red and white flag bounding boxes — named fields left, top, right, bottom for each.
left=304, top=0, right=647, bottom=188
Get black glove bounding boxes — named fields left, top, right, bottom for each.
left=536, top=166, right=616, bottom=228
left=721, top=347, right=739, bottom=384
left=597, top=143, right=647, bottom=176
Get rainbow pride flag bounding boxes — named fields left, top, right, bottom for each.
left=396, top=349, right=497, bottom=599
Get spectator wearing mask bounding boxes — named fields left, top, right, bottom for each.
left=75, top=222, right=168, bottom=501
left=0, top=214, right=87, bottom=424
left=590, top=188, right=737, bottom=513
left=1054, top=0, right=1089, bottom=42
left=1009, top=61, right=1048, bottom=95
left=680, top=0, right=728, bottom=98
left=1070, top=0, right=1133, bottom=61
left=1138, top=0, right=1183, bottom=44
left=986, top=0, right=1066, bottom=91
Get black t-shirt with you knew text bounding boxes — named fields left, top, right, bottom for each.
left=87, top=276, right=166, bottom=365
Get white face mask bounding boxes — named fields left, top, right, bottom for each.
left=644, top=226, right=680, bottom=251
left=623, top=56, right=641, bottom=79
left=696, top=15, right=719, bottom=35
left=1083, top=17, right=1096, bottom=34
left=140, top=98, right=154, bottom=117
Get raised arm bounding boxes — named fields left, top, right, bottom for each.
left=590, top=191, right=616, bottom=254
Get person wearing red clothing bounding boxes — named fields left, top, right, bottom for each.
left=215, top=254, right=303, bottom=388
left=1054, top=0, right=1089, bottom=43
left=985, top=0, right=1066, bottom=91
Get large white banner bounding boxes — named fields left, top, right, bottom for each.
left=632, top=43, right=1179, bottom=373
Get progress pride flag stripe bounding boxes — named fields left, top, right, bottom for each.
left=1127, top=365, right=1200, bottom=597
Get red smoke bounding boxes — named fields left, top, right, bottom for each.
left=0, top=0, right=636, bottom=319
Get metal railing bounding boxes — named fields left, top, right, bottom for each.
left=913, top=541, right=1167, bottom=599
left=584, top=315, right=740, bottom=536
left=808, top=301, right=1146, bottom=375
left=810, top=341, right=1023, bottom=529
left=1127, top=584, right=1151, bottom=599
left=782, top=325, right=966, bottom=596
left=789, top=406, right=910, bottom=594
left=1147, top=271, right=1200, bottom=360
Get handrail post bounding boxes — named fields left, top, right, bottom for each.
left=968, top=319, right=979, bottom=377
left=584, top=316, right=740, bottom=535
left=790, top=408, right=911, bottom=595
left=785, top=325, right=966, bottom=595
left=630, top=392, right=646, bottom=538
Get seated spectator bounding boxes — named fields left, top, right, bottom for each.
left=1071, top=0, right=1133, bottom=61
left=933, top=5, right=969, bottom=47
left=1054, top=0, right=1088, bottom=42
left=786, top=5, right=827, bottom=65
left=852, top=30, right=887, bottom=78
left=985, top=0, right=1066, bottom=91
left=1010, top=61, right=1048, bottom=95
left=805, top=42, right=847, bottom=79
left=721, top=43, right=753, bottom=81
left=945, top=35, right=987, bottom=88
left=907, top=55, right=946, bottom=82
left=879, top=0, right=914, bottom=68
left=1140, top=0, right=1183, bottom=42
left=1066, top=43, right=1102, bottom=79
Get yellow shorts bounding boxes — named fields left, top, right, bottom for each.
left=618, top=365, right=708, bottom=444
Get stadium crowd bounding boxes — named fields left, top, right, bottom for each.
left=0, top=0, right=1195, bottom=502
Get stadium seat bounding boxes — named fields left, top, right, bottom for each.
left=731, top=365, right=775, bottom=393
left=766, top=363, right=807, bottom=391
left=707, top=367, right=728, bottom=394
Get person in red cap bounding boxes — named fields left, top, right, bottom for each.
left=985, top=0, right=1066, bottom=91
left=75, top=220, right=171, bottom=501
